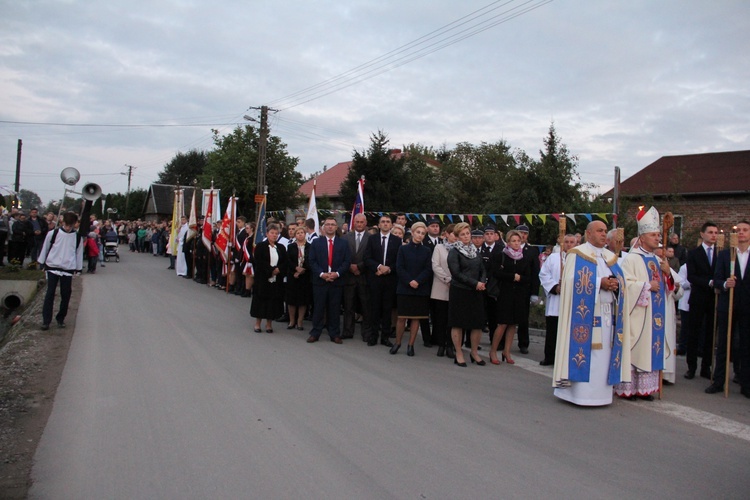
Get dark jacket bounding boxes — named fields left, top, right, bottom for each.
left=286, top=241, right=311, bottom=280
left=11, top=219, right=32, bottom=243
left=491, top=250, right=534, bottom=296
left=253, top=240, right=288, bottom=298
left=396, top=242, right=433, bottom=296
left=447, top=247, right=486, bottom=291
left=713, top=248, right=750, bottom=313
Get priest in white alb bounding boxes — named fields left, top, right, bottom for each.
left=553, top=221, right=631, bottom=406
left=614, top=207, right=677, bottom=400
left=539, top=233, right=577, bottom=366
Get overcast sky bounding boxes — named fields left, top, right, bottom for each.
left=1, top=0, right=748, bottom=207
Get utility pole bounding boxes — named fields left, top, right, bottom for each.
left=123, top=164, right=135, bottom=214
left=245, top=105, right=278, bottom=218
left=14, top=139, right=22, bottom=208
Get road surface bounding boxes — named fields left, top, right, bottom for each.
left=30, top=249, right=750, bottom=498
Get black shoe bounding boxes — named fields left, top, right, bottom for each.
left=741, top=388, right=750, bottom=399
left=539, top=360, right=553, bottom=366
left=437, top=346, right=445, bottom=357
left=341, top=334, right=354, bottom=339
left=423, top=341, right=433, bottom=348
left=41, top=324, right=50, bottom=331
left=446, top=346, right=456, bottom=359
left=367, top=338, right=378, bottom=346
left=520, top=347, right=529, bottom=354
left=407, top=345, right=415, bottom=357
left=470, top=355, right=486, bottom=366
left=638, top=395, right=655, bottom=401
left=700, top=367, right=711, bottom=379
left=389, top=344, right=400, bottom=355
left=684, top=370, right=695, bottom=380
left=705, top=384, right=723, bottom=394
left=57, top=321, right=66, bottom=328
left=381, top=339, right=394, bottom=348
left=276, top=315, right=289, bottom=323
left=454, top=358, right=467, bottom=367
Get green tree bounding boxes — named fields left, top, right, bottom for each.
left=157, top=149, right=208, bottom=185
left=201, top=126, right=303, bottom=218
left=437, top=140, right=516, bottom=214
left=339, top=131, right=406, bottom=213
left=18, top=189, right=43, bottom=211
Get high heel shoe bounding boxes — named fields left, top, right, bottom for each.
left=454, top=358, right=467, bottom=367
left=489, top=353, right=501, bottom=365
left=470, top=355, right=486, bottom=366
left=389, top=343, right=401, bottom=355
left=407, top=345, right=415, bottom=357
left=502, top=353, right=515, bottom=365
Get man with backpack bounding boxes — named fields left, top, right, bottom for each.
left=37, top=211, right=84, bottom=330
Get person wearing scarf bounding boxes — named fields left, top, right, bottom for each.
left=446, top=223, right=487, bottom=367
left=488, top=229, right=535, bottom=365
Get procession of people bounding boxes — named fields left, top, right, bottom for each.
left=26, top=201, right=748, bottom=408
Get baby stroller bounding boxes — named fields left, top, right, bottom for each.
left=103, top=229, right=120, bottom=262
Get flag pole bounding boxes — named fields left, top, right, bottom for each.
left=725, top=230, right=738, bottom=398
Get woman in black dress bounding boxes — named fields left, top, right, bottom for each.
left=285, top=226, right=312, bottom=330
left=447, top=222, right=487, bottom=367
left=489, top=230, right=533, bottom=365
left=391, top=222, right=433, bottom=356
left=250, top=224, right=287, bottom=333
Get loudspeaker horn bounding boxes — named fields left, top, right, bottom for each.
left=81, top=183, right=102, bottom=201
left=60, top=167, right=81, bottom=186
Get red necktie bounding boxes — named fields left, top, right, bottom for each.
left=328, top=238, right=333, bottom=270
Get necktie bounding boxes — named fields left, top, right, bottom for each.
left=707, top=246, right=713, bottom=266
left=356, top=232, right=361, bottom=252
left=328, top=238, right=333, bottom=270
left=382, top=236, right=387, bottom=265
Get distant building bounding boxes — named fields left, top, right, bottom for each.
left=142, top=184, right=197, bottom=223
left=615, top=150, right=750, bottom=240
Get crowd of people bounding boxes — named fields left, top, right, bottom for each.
left=18, top=202, right=746, bottom=407
left=158, top=207, right=748, bottom=407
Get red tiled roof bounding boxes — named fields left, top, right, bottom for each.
left=298, top=161, right=352, bottom=198
left=619, top=150, right=750, bottom=197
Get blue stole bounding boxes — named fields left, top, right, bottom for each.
left=567, top=254, right=626, bottom=384
left=641, top=255, right=665, bottom=371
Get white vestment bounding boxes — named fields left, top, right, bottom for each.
left=175, top=223, right=188, bottom=276
left=553, top=243, right=631, bottom=406
left=539, top=251, right=565, bottom=317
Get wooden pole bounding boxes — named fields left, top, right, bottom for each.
left=711, top=232, right=725, bottom=383
left=724, top=232, right=738, bottom=398
left=659, top=212, right=674, bottom=400
left=559, top=213, right=566, bottom=282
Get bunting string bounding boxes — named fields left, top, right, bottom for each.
left=263, top=210, right=614, bottom=227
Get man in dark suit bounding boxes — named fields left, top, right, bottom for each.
left=481, top=225, right=503, bottom=342
left=516, top=224, right=540, bottom=354
left=705, top=221, right=750, bottom=397
left=343, top=213, right=372, bottom=341
left=364, top=215, right=401, bottom=347
left=685, top=221, right=720, bottom=379
left=307, top=217, right=351, bottom=344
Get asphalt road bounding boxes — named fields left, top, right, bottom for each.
left=30, top=249, right=750, bottom=499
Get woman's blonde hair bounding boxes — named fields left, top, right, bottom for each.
left=505, top=229, right=522, bottom=242
left=410, top=221, right=427, bottom=233
left=453, top=222, right=470, bottom=237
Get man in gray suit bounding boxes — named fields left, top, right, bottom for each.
left=343, top=213, right=373, bottom=341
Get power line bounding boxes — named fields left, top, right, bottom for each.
left=268, top=0, right=554, bottom=110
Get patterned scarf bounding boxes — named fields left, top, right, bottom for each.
left=456, top=242, right=477, bottom=259
left=503, top=245, right=524, bottom=261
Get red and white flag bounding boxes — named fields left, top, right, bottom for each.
left=214, top=196, right=236, bottom=264
left=202, top=189, right=214, bottom=250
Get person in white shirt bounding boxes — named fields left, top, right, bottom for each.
left=37, top=211, right=84, bottom=330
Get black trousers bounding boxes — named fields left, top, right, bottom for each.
left=687, top=295, right=715, bottom=372
left=711, top=310, right=749, bottom=389
left=343, top=278, right=372, bottom=340
left=543, top=316, right=559, bottom=362
left=43, top=272, right=73, bottom=326
left=370, top=276, right=396, bottom=341
left=431, top=299, right=449, bottom=347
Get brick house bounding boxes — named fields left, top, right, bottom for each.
left=615, top=150, right=750, bottom=244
